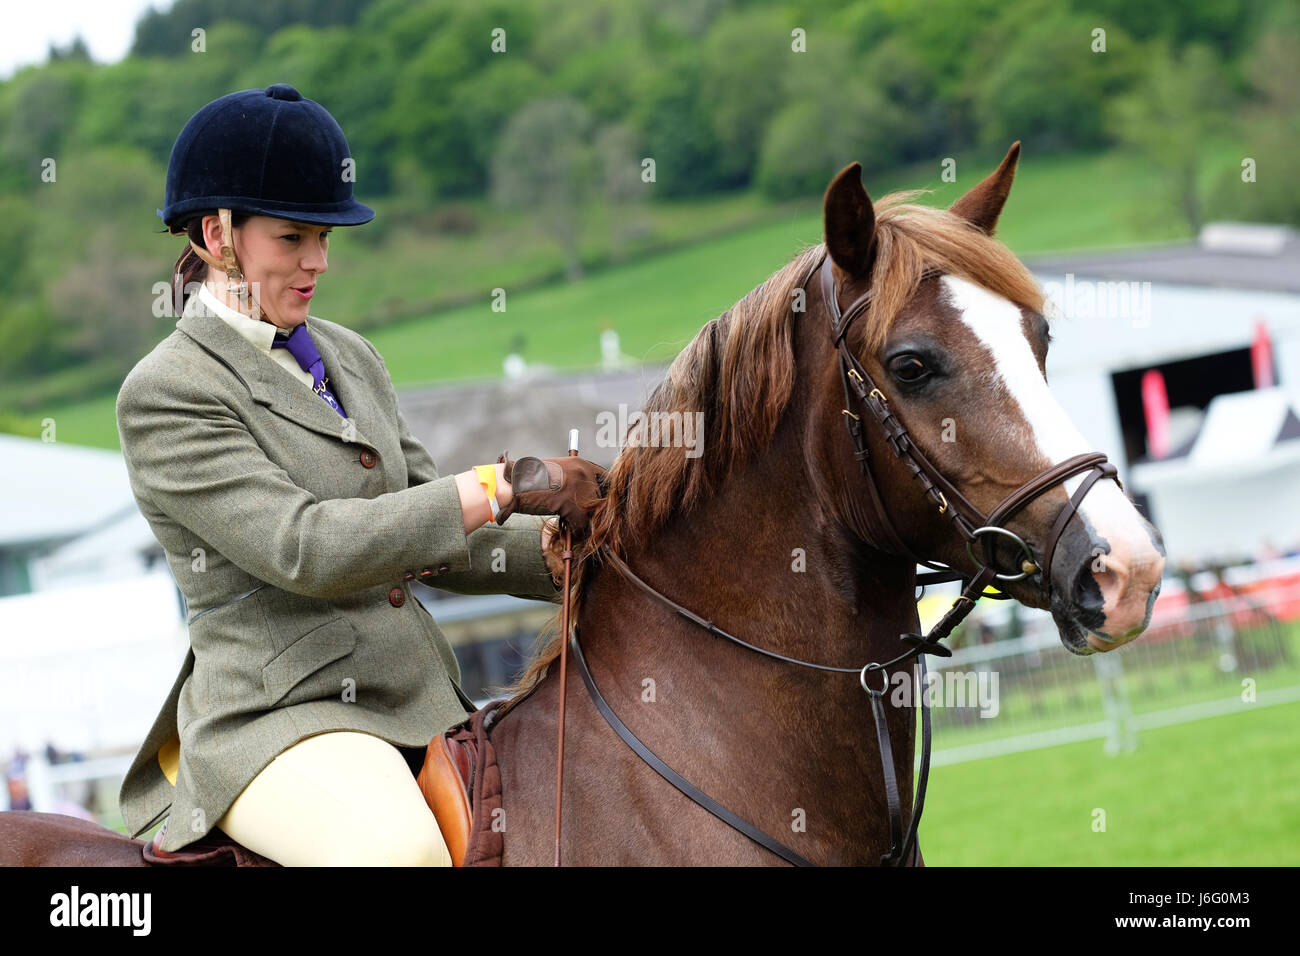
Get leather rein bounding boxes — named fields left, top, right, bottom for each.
left=551, top=250, right=1120, bottom=866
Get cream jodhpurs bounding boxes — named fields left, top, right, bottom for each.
left=215, top=731, right=450, bottom=866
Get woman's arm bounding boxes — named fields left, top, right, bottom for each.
left=116, top=361, right=480, bottom=599
left=352, top=332, right=563, bottom=596
left=452, top=463, right=513, bottom=536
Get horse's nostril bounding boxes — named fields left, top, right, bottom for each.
left=1072, top=561, right=1106, bottom=626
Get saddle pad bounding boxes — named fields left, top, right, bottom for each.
left=455, top=700, right=506, bottom=867
left=143, top=819, right=279, bottom=867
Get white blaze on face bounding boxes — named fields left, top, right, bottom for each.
left=939, top=276, right=1164, bottom=642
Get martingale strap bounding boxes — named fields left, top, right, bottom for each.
left=569, top=624, right=816, bottom=867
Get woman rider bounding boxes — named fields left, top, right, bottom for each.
left=115, top=83, right=604, bottom=866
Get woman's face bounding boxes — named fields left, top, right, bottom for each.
left=202, top=214, right=331, bottom=329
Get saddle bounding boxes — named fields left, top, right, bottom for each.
left=415, top=701, right=505, bottom=866
left=144, top=702, right=505, bottom=867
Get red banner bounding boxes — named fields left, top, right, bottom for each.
left=1142, top=368, right=1171, bottom=459
left=1252, top=320, right=1274, bottom=388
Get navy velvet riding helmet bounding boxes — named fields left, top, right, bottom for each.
left=158, top=83, right=375, bottom=234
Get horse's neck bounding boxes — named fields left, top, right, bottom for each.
left=587, top=416, right=921, bottom=669
left=576, top=442, right=922, bottom=848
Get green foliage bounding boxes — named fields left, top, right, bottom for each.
left=382, top=2, right=538, bottom=198
left=130, top=0, right=373, bottom=58
left=491, top=97, right=598, bottom=278
left=0, top=63, right=90, bottom=175
left=0, top=0, right=1292, bottom=429
left=1109, top=40, right=1234, bottom=230
left=625, top=50, right=726, bottom=197
left=755, top=33, right=920, bottom=198
left=1203, top=7, right=1300, bottom=225
left=700, top=7, right=791, bottom=186
left=970, top=5, right=1141, bottom=151
left=1082, top=0, right=1260, bottom=59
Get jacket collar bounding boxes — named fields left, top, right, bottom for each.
left=176, top=287, right=378, bottom=452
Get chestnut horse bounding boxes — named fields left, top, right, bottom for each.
left=489, top=143, right=1164, bottom=865
left=0, top=145, right=1164, bottom=866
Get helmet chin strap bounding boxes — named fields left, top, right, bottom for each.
left=187, top=207, right=269, bottom=322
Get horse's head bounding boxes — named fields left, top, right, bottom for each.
left=818, top=144, right=1165, bottom=654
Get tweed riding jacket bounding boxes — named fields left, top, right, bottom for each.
left=115, top=291, right=559, bottom=852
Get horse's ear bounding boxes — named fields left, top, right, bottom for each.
left=823, top=162, right=877, bottom=278
left=949, top=141, right=1020, bottom=236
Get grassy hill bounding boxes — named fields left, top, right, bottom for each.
left=20, top=146, right=1224, bottom=450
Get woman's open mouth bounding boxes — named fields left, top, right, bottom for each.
left=291, top=285, right=315, bottom=301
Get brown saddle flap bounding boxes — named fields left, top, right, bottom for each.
left=416, top=701, right=505, bottom=867
left=416, top=733, right=473, bottom=866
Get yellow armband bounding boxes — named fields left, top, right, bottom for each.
left=474, top=464, right=500, bottom=525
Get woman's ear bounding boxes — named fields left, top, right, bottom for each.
left=201, top=214, right=221, bottom=259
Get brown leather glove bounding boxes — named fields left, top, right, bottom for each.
left=494, top=452, right=606, bottom=537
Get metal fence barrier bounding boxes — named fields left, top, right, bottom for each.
left=925, top=587, right=1299, bottom=766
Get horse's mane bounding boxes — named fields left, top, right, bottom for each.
left=498, top=191, right=1045, bottom=704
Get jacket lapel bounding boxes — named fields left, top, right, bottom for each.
left=176, top=305, right=379, bottom=453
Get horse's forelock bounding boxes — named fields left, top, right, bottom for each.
left=859, top=196, right=1045, bottom=354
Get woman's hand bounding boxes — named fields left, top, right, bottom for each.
left=495, top=455, right=606, bottom=537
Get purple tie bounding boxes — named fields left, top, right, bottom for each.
left=271, top=323, right=346, bottom=418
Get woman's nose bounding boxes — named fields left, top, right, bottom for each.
left=303, top=240, right=328, bottom=273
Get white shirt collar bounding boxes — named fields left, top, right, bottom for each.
left=191, top=281, right=293, bottom=354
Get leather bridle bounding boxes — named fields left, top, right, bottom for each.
left=816, top=252, right=1119, bottom=595
left=554, top=248, right=1121, bottom=866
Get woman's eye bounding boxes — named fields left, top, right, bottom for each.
left=282, top=234, right=299, bottom=242
left=889, top=354, right=930, bottom=382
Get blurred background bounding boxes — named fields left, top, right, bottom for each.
left=1, top=0, right=1297, bottom=864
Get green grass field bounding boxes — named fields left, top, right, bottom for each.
left=920, top=699, right=1300, bottom=866
left=22, top=142, right=1254, bottom=451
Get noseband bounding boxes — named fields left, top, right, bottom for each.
left=558, top=250, right=1122, bottom=867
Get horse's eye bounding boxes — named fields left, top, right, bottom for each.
left=889, top=354, right=930, bottom=382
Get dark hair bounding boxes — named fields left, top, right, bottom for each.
left=170, top=210, right=251, bottom=314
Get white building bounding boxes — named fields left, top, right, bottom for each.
left=0, top=433, right=164, bottom=596
left=1026, top=223, right=1300, bottom=566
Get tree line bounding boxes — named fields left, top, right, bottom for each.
left=0, top=0, right=1295, bottom=414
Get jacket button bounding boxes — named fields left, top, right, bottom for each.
left=360, top=450, right=377, bottom=468
left=438, top=564, right=450, bottom=574
left=388, top=587, right=405, bottom=607
left=418, top=568, right=435, bottom=579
